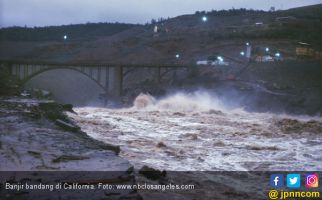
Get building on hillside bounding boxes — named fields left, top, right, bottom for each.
left=254, top=55, right=274, bottom=62
left=154, top=25, right=158, bottom=33
left=252, top=47, right=283, bottom=62
left=296, top=42, right=322, bottom=59
left=196, top=55, right=229, bottom=66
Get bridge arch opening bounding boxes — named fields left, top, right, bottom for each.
left=24, top=68, right=106, bottom=106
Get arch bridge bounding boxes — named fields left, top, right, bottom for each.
left=1, top=61, right=194, bottom=98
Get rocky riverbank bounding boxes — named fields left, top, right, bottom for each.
left=0, top=96, right=141, bottom=199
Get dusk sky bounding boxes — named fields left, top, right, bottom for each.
left=1, top=0, right=322, bottom=27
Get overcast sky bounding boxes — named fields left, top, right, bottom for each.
left=1, top=0, right=321, bottom=27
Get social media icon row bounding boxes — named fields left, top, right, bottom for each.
left=270, top=173, right=319, bottom=188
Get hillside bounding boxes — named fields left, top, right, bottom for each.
left=282, top=3, right=322, bottom=18
left=0, top=4, right=322, bottom=64
left=0, top=23, right=140, bottom=41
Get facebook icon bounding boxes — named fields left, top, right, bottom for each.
left=270, top=174, right=284, bottom=188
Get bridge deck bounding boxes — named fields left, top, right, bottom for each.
left=0, top=60, right=196, bottom=68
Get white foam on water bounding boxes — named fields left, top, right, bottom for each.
left=70, top=92, right=322, bottom=171
left=132, top=91, right=230, bottom=112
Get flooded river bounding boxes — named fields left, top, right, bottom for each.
left=69, top=92, right=322, bottom=171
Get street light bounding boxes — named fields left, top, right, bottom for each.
left=265, top=47, right=270, bottom=52
left=240, top=51, right=245, bottom=56
left=246, top=42, right=250, bottom=46
left=202, top=16, right=208, bottom=22
left=63, top=35, right=68, bottom=40
left=175, top=54, right=180, bottom=59
left=275, top=52, right=280, bottom=57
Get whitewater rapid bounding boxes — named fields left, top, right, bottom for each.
left=69, top=92, right=322, bottom=171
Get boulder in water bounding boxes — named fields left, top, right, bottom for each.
left=139, top=165, right=166, bottom=180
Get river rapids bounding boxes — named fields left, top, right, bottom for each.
left=69, top=92, right=322, bottom=171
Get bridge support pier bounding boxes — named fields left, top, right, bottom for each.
left=108, top=66, right=123, bottom=97
left=0, top=62, right=11, bottom=73
left=156, top=67, right=161, bottom=83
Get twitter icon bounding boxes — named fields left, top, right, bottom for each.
left=287, top=174, right=301, bottom=188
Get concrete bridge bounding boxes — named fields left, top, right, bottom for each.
left=1, top=61, right=193, bottom=98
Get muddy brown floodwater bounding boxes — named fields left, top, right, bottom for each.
left=69, top=92, right=322, bottom=171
